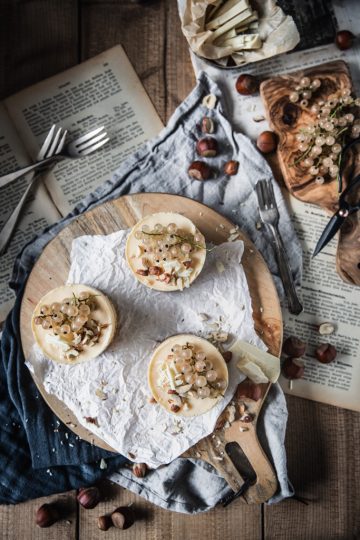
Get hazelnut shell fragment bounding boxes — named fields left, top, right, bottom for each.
left=188, top=161, right=211, bottom=181
left=315, top=343, right=337, bottom=364
left=282, top=336, right=306, bottom=357
left=224, top=160, right=239, bottom=176
left=196, top=137, right=218, bottom=157
left=111, top=506, right=135, bottom=530
left=35, top=503, right=60, bottom=528
left=222, top=351, right=233, bottom=363
left=235, top=74, right=259, bottom=95
left=236, top=379, right=262, bottom=401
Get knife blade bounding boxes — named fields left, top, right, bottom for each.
left=312, top=211, right=346, bottom=257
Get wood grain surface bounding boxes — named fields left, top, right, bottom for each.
left=261, top=60, right=360, bottom=287
left=20, top=193, right=280, bottom=504
left=1, top=1, right=360, bottom=539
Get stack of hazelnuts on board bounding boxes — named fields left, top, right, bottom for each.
left=35, top=463, right=148, bottom=531
left=188, top=74, right=278, bottom=183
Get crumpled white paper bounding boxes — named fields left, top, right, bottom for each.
left=28, top=230, right=265, bottom=468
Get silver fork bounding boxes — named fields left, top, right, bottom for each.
left=0, top=126, right=109, bottom=189
left=0, top=125, right=67, bottom=256
left=255, top=179, right=303, bottom=315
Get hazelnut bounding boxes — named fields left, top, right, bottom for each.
left=282, top=336, right=306, bottom=357
left=111, top=507, right=135, bottom=530
left=35, top=503, right=60, bottom=528
left=132, top=462, right=148, bottom=478
left=282, top=357, right=304, bottom=379
left=315, top=343, right=337, bottom=364
left=170, top=404, right=181, bottom=413
left=224, top=160, right=239, bottom=176
left=77, top=486, right=100, bottom=509
left=201, top=117, right=215, bottom=134
left=335, top=30, right=354, bottom=50
left=148, top=266, right=162, bottom=276
left=167, top=389, right=178, bottom=394
left=183, top=260, right=192, bottom=268
left=136, top=268, right=149, bottom=276
left=256, top=131, right=278, bottom=154
left=98, top=515, right=112, bottom=531
left=235, top=74, right=259, bottom=95
left=196, top=137, right=218, bottom=157
left=236, top=380, right=262, bottom=401
left=240, top=413, right=253, bottom=423
left=222, top=351, right=233, bottom=363
left=188, top=160, right=211, bottom=181
left=158, top=272, right=171, bottom=283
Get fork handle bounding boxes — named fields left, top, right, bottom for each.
left=0, top=155, right=62, bottom=189
left=0, top=176, right=39, bottom=255
left=268, top=224, right=303, bottom=315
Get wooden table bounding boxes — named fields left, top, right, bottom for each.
left=0, top=1, right=359, bottom=538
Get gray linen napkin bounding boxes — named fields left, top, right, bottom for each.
left=13, top=72, right=299, bottom=512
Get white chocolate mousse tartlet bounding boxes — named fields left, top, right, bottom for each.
left=125, top=212, right=206, bottom=291
left=148, top=334, right=229, bottom=417
left=31, top=284, right=117, bottom=364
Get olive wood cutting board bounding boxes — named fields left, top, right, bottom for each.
left=260, top=60, right=360, bottom=286
left=20, top=193, right=282, bottom=505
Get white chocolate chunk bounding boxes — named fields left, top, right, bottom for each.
left=208, top=8, right=253, bottom=41
left=230, top=339, right=280, bottom=383
left=221, top=33, right=262, bottom=50
left=206, top=0, right=250, bottom=30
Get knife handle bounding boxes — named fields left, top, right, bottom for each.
left=268, top=224, right=303, bottom=315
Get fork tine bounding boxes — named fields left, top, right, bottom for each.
left=266, top=180, right=276, bottom=206
left=73, top=126, right=106, bottom=146
left=55, top=130, right=68, bottom=155
left=77, top=132, right=108, bottom=151
left=80, top=137, right=110, bottom=156
left=46, top=127, right=64, bottom=158
left=255, top=180, right=266, bottom=208
left=38, top=125, right=56, bottom=160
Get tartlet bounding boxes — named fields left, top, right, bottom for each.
left=125, top=212, right=206, bottom=292
left=31, top=284, right=117, bottom=364
left=148, top=334, right=229, bottom=417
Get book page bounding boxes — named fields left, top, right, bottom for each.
left=5, top=45, right=164, bottom=216
left=279, top=194, right=360, bottom=412
left=0, top=104, right=60, bottom=322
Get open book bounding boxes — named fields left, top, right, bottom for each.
left=0, top=45, right=163, bottom=321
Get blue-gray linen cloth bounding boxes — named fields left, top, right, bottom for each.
left=0, top=73, right=300, bottom=511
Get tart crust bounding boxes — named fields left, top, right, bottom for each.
left=148, top=334, right=229, bottom=417
left=31, top=284, right=117, bottom=364
left=125, top=212, right=206, bottom=292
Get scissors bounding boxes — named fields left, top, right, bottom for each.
left=313, top=138, right=360, bottom=257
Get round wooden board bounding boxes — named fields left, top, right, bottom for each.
left=20, top=193, right=282, bottom=453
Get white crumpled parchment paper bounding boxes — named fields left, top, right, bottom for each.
left=28, top=230, right=265, bottom=468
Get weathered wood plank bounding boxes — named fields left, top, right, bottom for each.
left=80, top=0, right=167, bottom=122
left=0, top=0, right=79, bottom=100
left=264, top=395, right=360, bottom=539
left=78, top=480, right=262, bottom=540
left=0, top=491, right=77, bottom=540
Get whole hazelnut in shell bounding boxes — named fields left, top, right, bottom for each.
left=111, top=506, right=135, bottom=530
left=282, top=358, right=305, bottom=380
left=315, top=343, right=337, bottom=364
left=282, top=336, right=306, bottom=357
left=76, top=486, right=100, bottom=509
left=256, top=131, right=278, bottom=154
left=196, top=137, right=218, bottom=157
left=335, top=30, right=354, bottom=50
left=188, top=161, right=211, bottom=181
left=35, top=503, right=60, bottom=528
left=235, top=74, right=259, bottom=95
